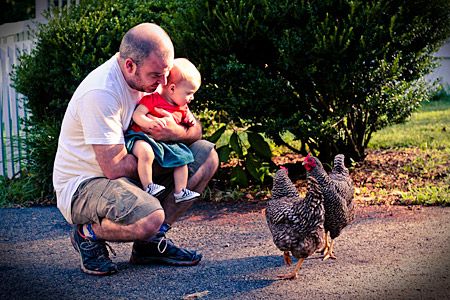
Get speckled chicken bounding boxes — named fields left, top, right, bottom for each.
left=303, top=154, right=355, bottom=260
left=265, top=167, right=325, bottom=279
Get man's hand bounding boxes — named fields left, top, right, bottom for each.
left=141, top=107, right=202, bottom=144
left=144, top=107, right=180, bottom=141
left=149, top=117, right=167, bottom=129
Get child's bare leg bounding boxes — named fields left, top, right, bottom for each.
left=173, top=164, right=200, bottom=203
left=173, top=165, right=188, bottom=194
left=132, top=140, right=155, bottom=189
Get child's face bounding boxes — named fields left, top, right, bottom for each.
left=169, top=80, right=199, bottom=106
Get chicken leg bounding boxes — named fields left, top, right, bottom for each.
left=278, top=257, right=305, bottom=280
left=318, top=233, right=330, bottom=254
left=282, top=251, right=292, bottom=266
left=320, top=238, right=337, bottom=261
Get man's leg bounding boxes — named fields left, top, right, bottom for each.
left=92, top=210, right=164, bottom=242
left=70, top=177, right=164, bottom=275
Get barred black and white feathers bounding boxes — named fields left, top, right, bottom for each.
left=304, top=154, right=355, bottom=240
left=265, top=168, right=325, bottom=278
left=329, top=154, right=355, bottom=219
left=270, top=167, right=301, bottom=200
left=303, top=154, right=355, bottom=260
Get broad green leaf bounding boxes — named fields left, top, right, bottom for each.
left=218, top=145, right=231, bottom=164
left=230, top=132, right=243, bottom=157
left=206, top=125, right=226, bottom=143
left=230, top=166, right=248, bottom=187
left=245, top=152, right=262, bottom=182
left=247, top=132, right=272, bottom=159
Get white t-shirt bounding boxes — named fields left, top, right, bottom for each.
left=53, top=53, right=145, bottom=224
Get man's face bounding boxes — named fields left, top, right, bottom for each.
left=127, top=52, right=172, bottom=93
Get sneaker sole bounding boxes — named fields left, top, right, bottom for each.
left=174, top=195, right=201, bottom=204
left=151, top=188, right=166, bottom=198
left=70, top=231, right=118, bottom=276
left=130, top=255, right=202, bottom=266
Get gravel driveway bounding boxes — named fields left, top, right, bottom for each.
left=0, top=202, right=449, bottom=300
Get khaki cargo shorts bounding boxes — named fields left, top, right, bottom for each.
left=70, top=140, right=215, bottom=225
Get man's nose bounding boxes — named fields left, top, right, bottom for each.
left=158, top=74, right=167, bottom=85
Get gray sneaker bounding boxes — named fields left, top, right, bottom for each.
left=145, top=183, right=166, bottom=197
left=70, top=225, right=117, bottom=275
left=174, top=188, right=201, bottom=203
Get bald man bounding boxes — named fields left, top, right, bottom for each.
left=53, top=23, right=218, bottom=275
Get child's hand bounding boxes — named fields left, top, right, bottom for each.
left=185, top=116, right=196, bottom=127
left=183, top=111, right=196, bottom=127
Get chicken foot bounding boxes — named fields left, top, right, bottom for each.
left=278, top=257, right=305, bottom=280
left=282, top=251, right=292, bottom=266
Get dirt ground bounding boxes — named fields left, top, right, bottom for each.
left=1, top=203, right=449, bottom=300
left=1, top=148, right=449, bottom=299
left=177, top=202, right=450, bottom=300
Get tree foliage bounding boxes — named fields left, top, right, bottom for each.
left=167, top=0, right=450, bottom=162
left=10, top=0, right=173, bottom=203
left=0, top=0, right=34, bottom=25
left=5, top=0, right=450, bottom=203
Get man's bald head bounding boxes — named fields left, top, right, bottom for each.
left=119, top=23, right=174, bottom=67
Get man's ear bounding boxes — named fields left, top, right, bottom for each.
left=125, top=58, right=136, bottom=74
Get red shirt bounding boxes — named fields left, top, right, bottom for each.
left=130, top=92, right=189, bottom=133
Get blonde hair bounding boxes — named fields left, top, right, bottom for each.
left=167, top=58, right=201, bottom=86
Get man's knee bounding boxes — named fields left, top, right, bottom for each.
left=203, top=147, right=219, bottom=176
left=188, top=140, right=217, bottom=177
left=132, top=209, right=165, bottom=240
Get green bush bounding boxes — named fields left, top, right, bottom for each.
left=167, top=0, right=450, bottom=163
left=4, top=0, right=450, bottom=204
left=207, top=125, right=274, bottom=187
left=8, top=0, right=174, bottom=204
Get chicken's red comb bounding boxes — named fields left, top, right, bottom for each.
left=280, top=166, right=288, bottom=170
left=304, top=153, right=311, bottom=161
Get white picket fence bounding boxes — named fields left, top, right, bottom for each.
left=0, top=0, right=79, bottom=178
left=0, top=20, right=41, bottom=178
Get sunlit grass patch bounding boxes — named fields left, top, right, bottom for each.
left=399, top=178, right=450, bottom=206
left=369, top=99, right=450, bottom=150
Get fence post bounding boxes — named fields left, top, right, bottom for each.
left=0, top=48, right=6, bottom=177
left=36, top=0, right=49, bottom=18
left=0, top=46, right=15, bottom=178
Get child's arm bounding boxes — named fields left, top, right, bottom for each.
left=132, top=104, right=167, bottom=132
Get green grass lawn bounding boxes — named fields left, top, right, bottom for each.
left=367, top=99, right=450, bottom=206
left=368, top=99, right=450, bottom=150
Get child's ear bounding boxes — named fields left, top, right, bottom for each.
left=169, top=83, right=176, bottom=94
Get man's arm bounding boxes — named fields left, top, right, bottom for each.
left=92, top=144, right=138, bottom=180
left=142, top=107, right=202, bottom=145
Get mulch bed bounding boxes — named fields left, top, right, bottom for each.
left=207, top=148, right=450, bottom=206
